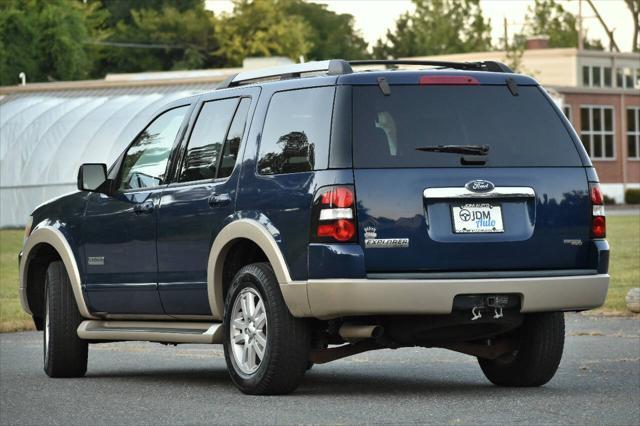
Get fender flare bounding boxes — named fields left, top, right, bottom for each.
left=207, top=219, right=311, bottom=320
left=20, top=226, right=96, bottom=319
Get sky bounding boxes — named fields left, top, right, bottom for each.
left=205, top=0, right=637, bottom=52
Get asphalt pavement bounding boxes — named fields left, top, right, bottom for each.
left=1, top=313, right=638, bottom=425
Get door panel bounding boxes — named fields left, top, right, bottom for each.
left=80, top=105, right=190, bottom=315
left=157, top=181, right=236, bottom=315
left=82, top=191, right=164, bottom=314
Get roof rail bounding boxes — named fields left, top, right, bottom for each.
left=349, top=60, right=513, bottom=73
left=216, top=58, right=513, bottom=89
left=217, top=59, right=353, bottom=89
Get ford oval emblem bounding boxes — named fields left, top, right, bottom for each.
left=465, top=179, right=495, bottom=193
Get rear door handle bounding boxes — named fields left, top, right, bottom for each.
left=133, top=200, right=155, bottom=215
left=208, top=193, right=231, bottom=207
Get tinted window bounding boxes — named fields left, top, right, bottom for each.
left=180, top=98, right=237, bottom=182
left=219, top=98, right=251, bottom=178
left=119, top=106, right=187, bottom=191
left=258, top=87, right=335, bottom=175
left=353, top=85, right=582, bottom=168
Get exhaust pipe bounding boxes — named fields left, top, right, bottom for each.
left=339, top=324, right=384, bottom=341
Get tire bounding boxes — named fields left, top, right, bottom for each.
left=43, top=260, right=88, bottom=378
left=478, top=312, right=564, bottom=387
left=223, top=262, right=310, bottom=395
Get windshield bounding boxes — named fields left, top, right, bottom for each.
left=352, top=85, right=583, bottom=168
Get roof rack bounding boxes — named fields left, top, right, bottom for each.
left=216, top=59, right=512, bottom=89
left=217, top=60, right=353, bottom=89
left=349, top=60, right=513, bottom=73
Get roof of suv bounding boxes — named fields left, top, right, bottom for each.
left=337, top=69, right=537, bottom=86
left=213, top=59, right=538, bottom=93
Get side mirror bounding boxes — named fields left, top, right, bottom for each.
left=77, top=163, right=109, bottom=193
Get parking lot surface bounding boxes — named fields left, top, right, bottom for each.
left=1, top=313, right=638, bottom=425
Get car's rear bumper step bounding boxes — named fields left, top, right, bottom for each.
left=77, top=321, right=222, bottom=344
left=305, top=274, right=610, bottom=319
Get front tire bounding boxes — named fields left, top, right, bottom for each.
left=44, top=260, right=88, bottom=378
left=478, top=312, right=564, bottom=387
left=223, top=262, right=310, bottom=395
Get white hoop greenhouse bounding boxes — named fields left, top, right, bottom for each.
left=0, top=80, right=222, bottom=228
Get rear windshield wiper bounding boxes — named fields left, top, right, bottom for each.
left=415, top=144, right=489, bottom=155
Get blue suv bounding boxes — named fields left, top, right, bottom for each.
left=19, top=60, right=610, bottom=394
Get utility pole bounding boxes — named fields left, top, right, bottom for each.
left=578, top=0, right=584, bottom=50
left=503, top=17, right=509, bottom=51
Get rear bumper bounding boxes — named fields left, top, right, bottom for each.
left=304, top=274, right=609, bottom=319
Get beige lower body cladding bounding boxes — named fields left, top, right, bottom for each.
left=303, top=274, right=610, bottom=319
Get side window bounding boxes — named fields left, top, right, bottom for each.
left=219, top=98, right=251, bottom=178
left=119, top=106, right=187, bottom=191
left=258, top=87, right=335, bottom=175
left=180, top=98, right=237, bottom=182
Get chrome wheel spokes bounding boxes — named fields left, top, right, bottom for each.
left=230, top=288, right=268, bottom=375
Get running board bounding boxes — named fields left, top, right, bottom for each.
left=77, top=320, right=223, bottom=344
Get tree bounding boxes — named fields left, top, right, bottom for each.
left=522, top=0, right=602, bottom=49
left=94, top=1, right=219, bottom=74
left=100, top=0, right=202, bottom=27
left=372, top=0, right=492, bottom=58
left=284, top=1, right=369, bottom=60
left=0, top=0, right=95, bottom=85
left=215, top=0, right=310, bottom=66
left=625, top=0, right=639, bottom=52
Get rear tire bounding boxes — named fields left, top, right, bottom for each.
left=44, top=260, right=88, bottom=378
left=223, top=262, right=310, bottom=395
left=478, top=312, right=564, bottom=387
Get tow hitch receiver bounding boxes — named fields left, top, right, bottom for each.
left=453, top=294, right=519, bottom=321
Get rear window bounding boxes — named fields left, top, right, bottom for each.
left=353, top=85, right=582, bottom=168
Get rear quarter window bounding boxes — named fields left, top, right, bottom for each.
left=258, top=86, right=335, bottom=175
left=353, top=85, right=583, bottom=168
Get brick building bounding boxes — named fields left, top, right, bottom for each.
left=410, top=43, right=640, bottom=203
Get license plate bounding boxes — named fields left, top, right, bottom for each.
left=451, top=203, right=504, bottom=233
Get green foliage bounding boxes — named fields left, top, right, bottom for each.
left=603, top=194, right=617, bottom=205
left=215, top=0, right=310, bottom=66
left=522, top=0, right=602, bottom=49
left=100, top=0, right=202, bottom=27
left=97, top=3, right=219, bottom=74
left=625, top=189, right=640, bottom=204
left=284, top=0, right=369, bottom=60
left=1, top=0, right=371, bottom=82
left=372, top=0, right=492, bottom=58
left=0, top=0, right=94, bottom=85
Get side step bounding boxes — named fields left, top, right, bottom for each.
left=77, top=320, right=223, bottom=344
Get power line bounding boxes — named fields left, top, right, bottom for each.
left=84, top=41, right=186, bottom=49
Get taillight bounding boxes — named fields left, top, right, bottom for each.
left=590, top=184, right=603, bottom=205
left=311, top=186, right=357, bottom=243
left=321, top=187, right=354, bottom=207
left=590, top=182, right=606, bottom=238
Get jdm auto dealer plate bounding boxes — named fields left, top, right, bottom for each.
left=451, top=203, right=504, bottom=233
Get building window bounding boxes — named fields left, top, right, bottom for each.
left=626, top=68, right=634, bottom=88
left=603, top=67, right=612, bottom=87
left=592, top=66, right=601, bottom=87
left=563, top=105, right=572, bottom=122
left=582, top=66, right=590, bottom=86
left=581, top=66, right=612, bottom=88
left=581, top=106, right=615, bottom=159
left=628, top=107, right=640, bottom=159
left=616, top=67, right=635, bottom=89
